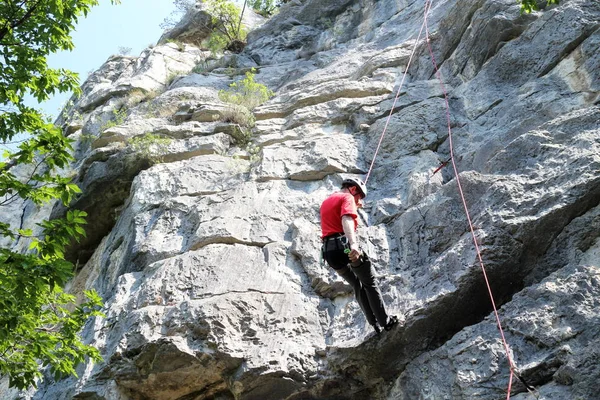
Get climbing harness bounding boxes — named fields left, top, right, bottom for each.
left=340, top=235, right=352, bottom=254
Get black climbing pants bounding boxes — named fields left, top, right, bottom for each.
left=322, top=235, right=389, bottom=327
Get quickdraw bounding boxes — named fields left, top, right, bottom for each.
left=432, top=157, right=451, bottom=176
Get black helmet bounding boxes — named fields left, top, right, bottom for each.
left=342, top=177, right=367, bottom=198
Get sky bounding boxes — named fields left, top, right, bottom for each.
left=36, top=0, right=179, bottom=120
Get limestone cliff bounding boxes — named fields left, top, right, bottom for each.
left=2, top=0, right=600, bottom=399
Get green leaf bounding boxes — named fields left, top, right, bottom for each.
left=0, top=0, right=113, bottom=389
left=68, top=184, right=82, bottom=194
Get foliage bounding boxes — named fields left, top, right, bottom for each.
left=80, top=133, right=97, bottom=147
left=226, top=143, right=261, bottom=173
left=319, top=17, right=344, bottom=38
left=0, top=0, right=119, bottom=389
left=247, top=0, right=282, bottom=17
left=127, top=88, right=160, bottom=105
left=245, top=143, right=261, bottom=164
left=249, top=0, right=292, bottom=16
left=519, top=0, right=559, bottom=13
left=217, top=68, right=273, bottom=147
left=0, top=174, right=106, bottom=389
left=207, top=31, right=230, bottom=55
left=128, top=133, right=172, bottom=164
left=192, top=58, right=210, bottom=74
left=222, top=67, right=238, bottom=78
left=58, top=98, right=83, bottom=128
left=142, top=102, right=161, bottom=119
left=100, top=107, right=128, bottom=132
left=218, top=68, right=274, bottom=110
left=162, top=0, right=247, bottom=54
left=204, top=0, right=247, bottom=54
left=228, top=125, right=252, bottom=148
left=221, top=105, right=255, bottom=129
left=166, top=70, right=184, bottom=87
left=319, top=16, right=334, bottom=29
left=0, top=247, right=105, bottom=389
left=1, top=137, right=79, bottom=207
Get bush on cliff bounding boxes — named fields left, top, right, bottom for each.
left=520, top=0, right=559, bottom=13
left=128, top=133, right=172, bottom=164
left=204, top=0, right=248, bottom=54
left=218, top=68, right=274, bottom=111
left=218, top=68, right=273, bottom=147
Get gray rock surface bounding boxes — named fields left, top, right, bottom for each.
left=159, top=2, right=266, bottom=47
left=159, top=4, right=213, bottom=46
left=3, top=0, right=600, bottom=399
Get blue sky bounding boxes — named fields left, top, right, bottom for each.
left=37, top=0, right=178, bottom=120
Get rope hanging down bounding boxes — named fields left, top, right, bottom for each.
left=364, top=6, right=429, bottom=185
left=423, top=1, right=518, bottom=398
left=363, top=1, right=523, bottom=398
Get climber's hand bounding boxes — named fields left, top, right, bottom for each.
left=348, top=248, right=361, bottom=262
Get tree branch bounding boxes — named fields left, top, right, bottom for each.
left=0, top=158, right=17, bottom=174
left=0, top=40, right=26, bottom=47
left=0, top=153, right=51, bottom=206
left=0, top=0, right=43, bottom=43
left=237, top=0, right=247, bottom=39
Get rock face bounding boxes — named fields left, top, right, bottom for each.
left=4, top=0, right=600, bottom=399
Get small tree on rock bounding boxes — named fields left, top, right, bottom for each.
left=248, top=0, right=289, bottom=17
left=218, top=68, right=274, bottom=145
left=204, top=0, right=248, bottom=53
left=218, top=68, right=274, bottom=110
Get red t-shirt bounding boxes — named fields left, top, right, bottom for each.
left=320, top=192, right=358, bottom=238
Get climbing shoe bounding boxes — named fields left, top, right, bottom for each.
left=373, top=324, right=382, bottom=335
left=384, top=315, right=398, bottom=331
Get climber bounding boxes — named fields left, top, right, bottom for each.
left=320, top=177, right=398, bottom=334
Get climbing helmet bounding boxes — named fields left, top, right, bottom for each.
left=342, top=178, right=367, bottom=199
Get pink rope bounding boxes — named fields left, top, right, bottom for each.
left=422, top=0, right=516, bottom=397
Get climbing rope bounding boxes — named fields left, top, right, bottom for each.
left=364, top=3, right=431, bottom=185
left=422, top=0, right=517, bottom=398
left=363, top=0, right=520, bottom=398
